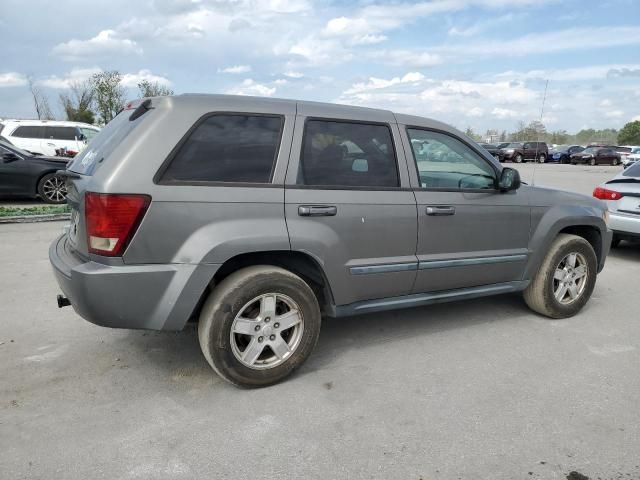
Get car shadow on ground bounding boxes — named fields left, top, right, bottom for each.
left=609, top=242, right=640, bottom=261
left=117, top=292, right=534, bottom=385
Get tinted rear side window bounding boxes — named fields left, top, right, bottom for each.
left=299, top=120, right=399, bottom=188
left=12, top=126, right=44, bottom=138
left=44, top=126, right=78, bottom=140
left=160, top=114, right=283, bottom=184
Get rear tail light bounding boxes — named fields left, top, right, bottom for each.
left=85, top=192, right=151, bottom=256
left=593, top=187, right=624, bottom=201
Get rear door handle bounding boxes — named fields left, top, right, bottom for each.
left=298, top=205, right=338, bottom=217
left=426, top=206, right=456, bottom=216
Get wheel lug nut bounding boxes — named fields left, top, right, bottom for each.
left=264, top=317, right=270, bottom=323
left=258, top=336, right=264, bottom=343
left=269, top=334, right=276, bottom=341
left=254, top=325, right=261, bottom=331
left=274, top=322, right=280, bottom=328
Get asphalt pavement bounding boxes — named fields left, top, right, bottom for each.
left=1, top=164, right=639, bottom=480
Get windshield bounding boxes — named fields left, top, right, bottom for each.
left=632, top=147, right=640, bottom=154
left=623, top=163, right=640, bottom=177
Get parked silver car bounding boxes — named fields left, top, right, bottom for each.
left=50, top=94, right=612, bottom=387
left=594, top=162, right=640, bottom=246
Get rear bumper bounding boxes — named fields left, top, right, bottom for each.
left=610, top=211, right=640, bottom=236
left=49, top=234, right=219, bottom=331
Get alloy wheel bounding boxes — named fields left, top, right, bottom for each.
left=552, top=252, right=588, bottom=305
left=42, top=175, right=67, bottom=203
left=230, top=293, right=304, bottom=370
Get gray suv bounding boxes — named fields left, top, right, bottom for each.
left=50, top=95, right=612, bottom=387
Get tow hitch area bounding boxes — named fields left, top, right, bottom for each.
left=57, top=295, right=71, bottom=308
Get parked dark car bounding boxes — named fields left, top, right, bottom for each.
left=0, top=138, right=69, bottom=203
left=479, top=143, right=501, bottom=161
left=549, top=145, right=585, bottom=164
left=570, top=146, right=621, bottom=166
left=500, top=141, right=549, bottom=163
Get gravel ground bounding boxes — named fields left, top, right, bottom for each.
left=1, top=164, right=639, bottom=480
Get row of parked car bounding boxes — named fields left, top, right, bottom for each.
left=0, top=120, right=101, bottom=203
left=479, top=141, right=640, bottom=167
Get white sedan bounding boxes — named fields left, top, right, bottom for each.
left=594, top=162, right=640, bottom=247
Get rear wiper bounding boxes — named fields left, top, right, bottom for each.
left=56, top=170, right=81, bottom=179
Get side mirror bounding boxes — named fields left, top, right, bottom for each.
left=76, top=134, right=87, bottom=142
left=2, top=152, right=19, bottom=163
left=499, top=167, right=521, bottom=192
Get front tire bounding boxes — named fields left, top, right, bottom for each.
left=198, top=265, right=321, bottom=388
left=611, top=158, right=619, bottom=166
left=589, top=157, right=596, bottom=166
left=523, top=234, right=597, bottom=319
left=37, top=173, right=68, bottom=204
left=538, top=154, right=546, bottom=163
left=514, top=154, right=523, bottom=163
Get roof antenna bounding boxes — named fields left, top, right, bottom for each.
left=532, top=79, right=549, bottom=187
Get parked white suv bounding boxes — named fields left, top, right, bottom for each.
left=0, top=120, right=100, bottom=156
left=621, top=146, right=640, bottom=168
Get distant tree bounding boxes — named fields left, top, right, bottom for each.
left=464, top=126, right=482, bottom=141
left=138, top=80, right=174, bottom=98
left=60, top=80, right=95, bottom=124
left=548, top=130, right=569, bottom=145
left=28, top=78, right=54, bottom=120
left=616, top=121, right=640, bottom=145
left=91, top=71, right=126, bottom=124
left=499, top=130, right=507, bottom=142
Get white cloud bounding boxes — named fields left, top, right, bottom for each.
left=120, top=70, right=172, bottom=88
left=284, top=71, right=304, bottom=78
left=491, top=107, right=519, bottom=119
left=218, top=65, right=252, bottom=74
left=599, top=99, right=612, bottom=107
left=52, top=30, right=142, bottom=61
left=37, top=67, right=102, bottom=89
left=495, top=64, right=640, bottom=82
left=0, top=72, right=28, bottom=88
left=274, top=78, right=289, bottom=85
left=604, top=110, right=624, bottom=118
left=632, top=115, right=640, bottom=122
left=438, top=27, right=640, bottom=58
left=344, top=72, right=425, bottom=95
left=369, top=50, right=442, bottom=67
left=226, top=79, right=276, bottom=97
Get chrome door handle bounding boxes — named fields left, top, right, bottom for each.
left=426, top=206, right=456, bottom=216
left=298, top=205, right=338, bottom=217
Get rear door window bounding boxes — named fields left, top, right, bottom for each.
left=44, top=126, right=78, bottom=140
left=159, top=114, right=283, bottom=184
left=12, top=126, right=44, bottom=138
left=299, top=120, right=399, bottom=188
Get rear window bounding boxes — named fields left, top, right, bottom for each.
left=68, top=111, right=144, bottom=176
left=159, top=114, right=283, bottom=184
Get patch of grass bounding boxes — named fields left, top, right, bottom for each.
left=0, top=205, right=70, bottom=217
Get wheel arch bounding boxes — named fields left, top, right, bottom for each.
left=34, top=169, right=60, bottom=194
left=189, top=250, right=335, bottom=324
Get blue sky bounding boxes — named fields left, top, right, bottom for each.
left=1, top=0, right=639, bottom=133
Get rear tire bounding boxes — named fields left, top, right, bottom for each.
left=611, top=158, right=619, bottom=166
left=514, top=154, right=523, bottom=163
left=538, top=154, right=546, bottom=163
left=589, top=158, right=596, bottom=166
left=198, top=265, right=321, bottom=388
left=524, top=234, right=597, bottom=319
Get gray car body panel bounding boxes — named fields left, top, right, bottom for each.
left=49, top=94, right=612, bottom=331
